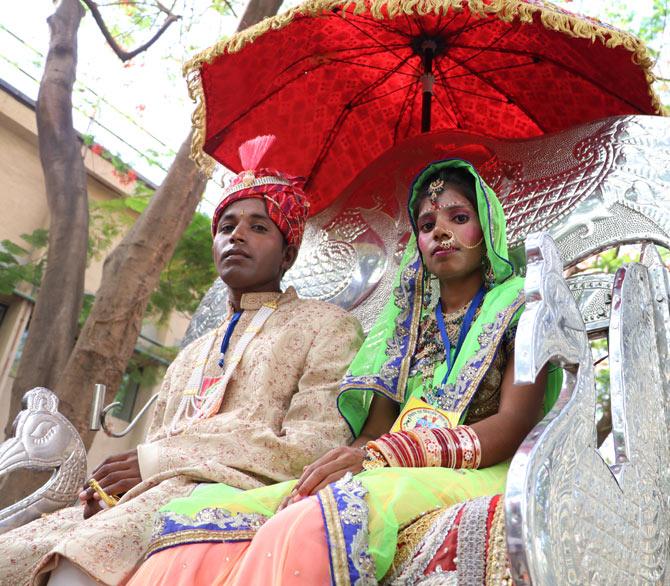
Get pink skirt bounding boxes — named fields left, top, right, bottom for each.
left=128, top=496, right=331, bottom=586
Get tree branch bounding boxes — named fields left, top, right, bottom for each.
left=81, top=0, right=181, bottom=62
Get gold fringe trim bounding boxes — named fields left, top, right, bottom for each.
left=145, top=528, right=257, bottom=558
left=386, top=507, right=445, bottom=579
left=485, top=497, right=512, bottom=586
left=184, top=0, right=664, bottom=176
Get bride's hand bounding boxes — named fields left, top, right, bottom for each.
left=293, top=446, right=366, bottom=500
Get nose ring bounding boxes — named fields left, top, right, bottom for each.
left=439, top=231, right=455, bottom=248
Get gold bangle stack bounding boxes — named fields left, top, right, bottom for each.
left=88, top=478, right=119, bottom=507
left=361, top=446, right=388, bottom=470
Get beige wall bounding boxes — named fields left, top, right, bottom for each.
left=0, top=91, right=48, bottom=246
left=0, top=86, right=189, bottom=460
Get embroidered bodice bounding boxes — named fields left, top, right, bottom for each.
left=409, top=308, right=515, bottom=424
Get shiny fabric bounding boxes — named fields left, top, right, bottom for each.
left=192, top=0, right=659, bottom=215
left=132, top=497, right=330, bottom=586
left=386, top=494, right=511, bottom=584
left=130, top=464, right=509, bottom=585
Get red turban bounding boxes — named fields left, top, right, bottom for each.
left=211, top=136, right=310, bottom=249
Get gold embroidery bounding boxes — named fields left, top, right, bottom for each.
left=411, top=305, right=512, bottom=424
left=421, top=291, right=524, bottom=422
left=388, top=508, right=444, bottom=579
left=145, top=529, right=258, bottom=558
left=319, top=485, right=350, bottom=586
left=485, top=498, right=511, bottom=586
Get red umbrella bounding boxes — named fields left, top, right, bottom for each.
left=185, top=0, right=662, bottom=215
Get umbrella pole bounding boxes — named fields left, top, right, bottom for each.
left=421, top=41, right=435, bottom=133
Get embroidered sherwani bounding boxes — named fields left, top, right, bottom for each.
left=0, top=288, right=363, bottom=586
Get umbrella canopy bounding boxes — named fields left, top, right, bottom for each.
left=185, top=0, right=663, bottom=215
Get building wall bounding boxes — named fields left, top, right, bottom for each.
left=0, top=84, right=189, bottom=463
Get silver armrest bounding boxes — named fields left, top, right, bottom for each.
left=89, top=384, right=159, bottom=438
left=0, top=388, right=86, bottom=534
left=505, top=232, right=670, bottom=584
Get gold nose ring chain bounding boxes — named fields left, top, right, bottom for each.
left=437, top=231, right=483, bottom=250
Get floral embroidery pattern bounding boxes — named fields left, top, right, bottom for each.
left=147, top=507, right=269, bottom=556
left=340, top=252, right=424, bottom=404
left=153, top=507, right=268, bottom=540
left=423, top=291, right=524, bottom=418
left=318, top=472, right=376, bottom=586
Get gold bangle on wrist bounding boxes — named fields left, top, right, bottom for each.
left=362, top=446, right=388, bottom=471
left=88, top=478, right=119, bottom=507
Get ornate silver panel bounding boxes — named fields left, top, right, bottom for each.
left=184, top=115, right=670, bottom=344
left=0, top=388, right=87, bottom=534
left=641, top=244, right=670, bottom=504
left=506, top=232, right=670, bottom=585
left=565, top=273, right=613, bottom=337
left=182, top=277, right=228, bottom=347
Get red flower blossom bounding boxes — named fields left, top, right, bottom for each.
left=113, top=168, right=138, bottom=186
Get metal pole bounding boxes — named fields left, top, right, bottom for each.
left=421, top=41, right=436, bottom=133
left=89, top=383, right=106, bottom=431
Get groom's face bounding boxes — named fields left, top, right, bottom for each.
left=212, top=198, right=296, bottom=293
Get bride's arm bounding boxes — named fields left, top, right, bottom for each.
left=469, top=353, right=547, bottom=468
left=352, top=394, right=400, bottom=447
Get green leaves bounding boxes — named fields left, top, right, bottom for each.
left=146, top=211, right=217, bottom=323
left=0, top=230, right=48, bottom=296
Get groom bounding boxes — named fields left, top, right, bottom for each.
left=0, top=137, right=364, bottom=586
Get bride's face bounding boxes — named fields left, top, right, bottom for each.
left=415, top=187, right=485, bottom=282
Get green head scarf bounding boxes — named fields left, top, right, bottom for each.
left=407, top=158, right=514, bottom=286
left=338, top=158, right=559, bottom=436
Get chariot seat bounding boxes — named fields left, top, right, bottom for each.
left=3, top=114, right=670, bottom=584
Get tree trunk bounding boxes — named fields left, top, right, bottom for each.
left=55, top=0, right=286, bottom=451
left=1, top=0, right=284, bottom=506
left=238, top=0, right=283, bottom=29
left=56, top=134, right=207, bottom=447
left=6, top=0, right=88, bottom=434
left=0, top=0, right=88, bottom=509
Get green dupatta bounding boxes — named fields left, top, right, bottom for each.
left=338, top=158, right=561, bottom=436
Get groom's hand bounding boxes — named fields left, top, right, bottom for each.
left=78, top=449, right=142, bottom=515
left=81, top=497, right=102, bottom=519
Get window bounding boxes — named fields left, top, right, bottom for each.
left=9, top=324, right=29, bottom=378
left=111, top=372, right=141, bottom=423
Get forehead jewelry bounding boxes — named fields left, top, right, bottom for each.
left=428, top=178, right=445, bottom=207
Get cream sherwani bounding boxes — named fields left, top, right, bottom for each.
left=0, top=288, right=363, bottom=586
